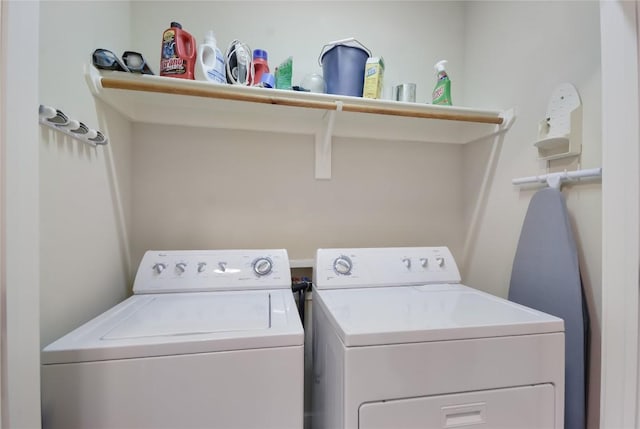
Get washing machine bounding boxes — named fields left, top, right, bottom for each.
left=312, top=247, right=564, bottom=429
left=42, top=249, right=304, bottom=429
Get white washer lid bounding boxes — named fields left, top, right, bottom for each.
left=42, top=289, right=303, bottom=364
left=314, top=283, right=564, bottom=347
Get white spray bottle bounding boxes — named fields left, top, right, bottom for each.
left=197, top=31, right=226, bottom=84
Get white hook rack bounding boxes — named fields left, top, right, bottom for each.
left=512, top=167, right=602, bottom=190
left=38, top=104, right=108, bottom=146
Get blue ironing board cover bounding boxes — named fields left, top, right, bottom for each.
left=508, top=187, right=588, bottom=429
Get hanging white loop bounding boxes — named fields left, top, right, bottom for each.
left=547, top=173, right=562, bottom=189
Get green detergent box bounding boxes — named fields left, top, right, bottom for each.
left=363, top=57, right=384, bottom=99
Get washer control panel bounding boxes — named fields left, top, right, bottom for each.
left=314, top=247, right=461, bottom=290
left=133, top=249, right=290, bottom=294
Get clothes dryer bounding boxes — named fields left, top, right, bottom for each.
left=42, top=249, right=303, bottom=429
left=312, top=247, right=564, bottom=429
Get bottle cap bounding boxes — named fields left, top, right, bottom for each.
left=171, top=22, right=182, bottom=29
left=253, top=49, right=268, bottom=61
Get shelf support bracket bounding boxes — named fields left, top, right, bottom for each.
left=315, top=101, right=343, bottom=180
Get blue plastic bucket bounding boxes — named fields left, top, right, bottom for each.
left=319, top=38, right=371, bottom=97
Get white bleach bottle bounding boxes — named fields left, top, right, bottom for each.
left=197, top=30, right=226, bottom=84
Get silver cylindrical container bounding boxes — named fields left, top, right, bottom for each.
left=393, top=83, right=417, bottom=102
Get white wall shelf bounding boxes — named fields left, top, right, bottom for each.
left=86, top=67, right=514, bottom=179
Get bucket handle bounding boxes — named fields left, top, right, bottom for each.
left=318, top=37, right=372, bottom=66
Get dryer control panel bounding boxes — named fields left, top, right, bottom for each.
left=133, top=249, right=291, bottom=293
left=314, top=247, right=461, bottom=290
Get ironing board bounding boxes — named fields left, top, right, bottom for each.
left=508, top=187, right=588, bottom=429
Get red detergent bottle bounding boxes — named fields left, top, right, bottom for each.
left=252, top=49, right=270, bottom=86
left=160, top=22, right=196, bottom=79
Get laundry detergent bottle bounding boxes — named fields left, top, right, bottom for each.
left=160, top=21, right=196, bottom=79
left=432, top=60, right=452, bottom=105
left=197, top=30, right=226, bottom=84
left=252, top=49, right=270, bottom=86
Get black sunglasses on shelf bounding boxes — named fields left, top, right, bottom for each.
left=122, top=51, right=154, bottom=75
left=92, top=49, right=154, bottom=75
left=92, top=49, right=130, bottom=72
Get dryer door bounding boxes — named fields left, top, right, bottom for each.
left=359, top=384, right=555, bottom=429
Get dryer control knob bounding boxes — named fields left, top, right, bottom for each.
left=197, top=262, right=207, bottom=273
left=175, top=262, right=187, bottom=274
left=152, top=263, right=167, bottom=275
left=253, top=258, right=273, bottom=276
left=333, top=256, right=353, bottom=275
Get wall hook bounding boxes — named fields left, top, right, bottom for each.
left=39, top=104, right=108, bottom=146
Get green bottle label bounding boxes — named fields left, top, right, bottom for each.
left=432, top=79, right=452, bottom=106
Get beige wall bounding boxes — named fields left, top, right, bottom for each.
left=131, top=125, right=465, bottom=264
left=462, top=1, right=602, bottom=427
left=39, top=1, right=133, bottom=347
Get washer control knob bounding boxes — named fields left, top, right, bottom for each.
left=436, top=257, right=445, bottom=268
left=197, top=262, right=207, bottom=273
left=420, top=258, right=428, bottom=268
left=218, top=262, right=227, bottom=273
left=152, top=263, right=166, bottom=275
left=253, top=258, right=273, bottom=276
left=175, top=262, right=187, bottom=274
left=333, top=256, right=353, bottom=276
left=402, top=258, right=411, bottom=269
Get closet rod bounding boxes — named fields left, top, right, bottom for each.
left=512, top=167, right=602, bottom=189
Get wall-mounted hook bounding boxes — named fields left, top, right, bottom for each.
left=39, top=105, right=69, bottom=126
left=38, top=104, right=108, bottom=146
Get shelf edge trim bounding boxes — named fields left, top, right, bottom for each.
left=99, top=76, right=504, bottom=125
